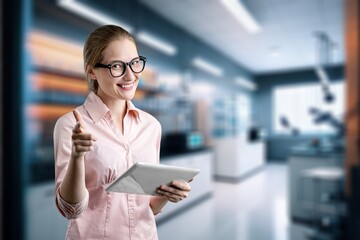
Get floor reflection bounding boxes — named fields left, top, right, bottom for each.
left=158, top=163, right=342, bottom=240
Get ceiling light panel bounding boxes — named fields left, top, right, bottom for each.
left=220, top=0, right=261, bottom=33
left=192, top=57, right=223, bottom=77
left=235, top=76, right=257, bottom=90
left=136, top=31, right=178, bottom=56
left=58, top=0, right=133, bottom=33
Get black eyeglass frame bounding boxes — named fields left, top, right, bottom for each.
left=94, top=56, right=147, bottom=77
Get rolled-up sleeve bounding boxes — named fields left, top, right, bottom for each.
left=53, top=111, right=89, bottom=219
left=55, top=187, right=89, bottom=219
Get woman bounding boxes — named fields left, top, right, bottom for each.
left=54, top=25, right=191, bottom=240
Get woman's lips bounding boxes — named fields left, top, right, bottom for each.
left=117, top=82, right=134, bottom=90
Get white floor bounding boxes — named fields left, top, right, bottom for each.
left=157, top=163, right=314, bottom=240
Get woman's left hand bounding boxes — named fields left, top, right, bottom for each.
left=157, top=180, right=191, bottom=203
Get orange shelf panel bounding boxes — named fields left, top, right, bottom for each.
left=31, top=72, right=88, bottom=94
left=28, top=31, right=84, bottom=75
left=27, top=104, right=77, bottom=120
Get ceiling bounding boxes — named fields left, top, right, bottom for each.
left=139, top=0, right=345, bottom=74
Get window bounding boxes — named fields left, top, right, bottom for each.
left=273, top=82, right=345, bottom=135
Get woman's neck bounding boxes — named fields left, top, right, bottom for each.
left=97, top=93, right=128, bottom=133
left=107, top=100, right=127, bottom=120
left=108, top=100, right=127, bottom=135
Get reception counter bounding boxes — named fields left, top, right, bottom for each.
left=211, top=135, right=265, bottom=182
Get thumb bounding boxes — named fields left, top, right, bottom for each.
left=73, top=109, right=85, bottom=132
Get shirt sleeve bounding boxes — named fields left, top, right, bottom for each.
left=53, top=111, right=89, bottom=219
left=55, top=187, right=89, bottom=219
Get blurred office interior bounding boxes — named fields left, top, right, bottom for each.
left=1, top=0, right=360, bottom=239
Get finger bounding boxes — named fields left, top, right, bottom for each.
left=159, top=185, right=188, bottom=198
left=73, top=122, right=84, bottom=134
left=168, top=197, right=181, bottom=203
left=73, top=145, right=93, bottom=153
left=73, top=139, right=95, bottom=147
left=171, top=180, right=191, bottom=191
left=73, top=109, right=83, bottom=123
left=73, top=109, right=85, bottom=131
left=72, top=132, right=97, bottom=141
left=157, top=189, right=184, bottom=203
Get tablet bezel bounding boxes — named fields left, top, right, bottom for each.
left=105, top=162, right=200, bottom=195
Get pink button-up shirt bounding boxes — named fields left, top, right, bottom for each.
left=54, top=92, right=162, bottom=240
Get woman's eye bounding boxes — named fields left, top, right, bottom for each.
left=131, top=60, right=139, bottom=65
left=112, top=63, right=123, bottom=69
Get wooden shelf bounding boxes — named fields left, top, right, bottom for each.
left=28, top=31, right=84, bottom=75
left=31, top=72, right=88, bottom=94
left=27, top=104, right=77, bottom=120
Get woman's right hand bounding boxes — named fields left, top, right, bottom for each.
left=71, top=110, right=97, bottom=159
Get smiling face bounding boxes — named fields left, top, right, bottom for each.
left=89, top=38, right=141, bottom=104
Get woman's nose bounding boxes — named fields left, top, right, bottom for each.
left=122, top=65, right=136, bottom=81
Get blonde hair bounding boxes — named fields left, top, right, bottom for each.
left=83, top=25, right=137, bottom=93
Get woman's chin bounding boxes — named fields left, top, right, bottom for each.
left=116, top=86, right=138, bottom=100
left=119, top=91, right=136, bottom=101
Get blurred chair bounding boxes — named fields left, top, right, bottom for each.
left=299, top=166, right=346, bottom=240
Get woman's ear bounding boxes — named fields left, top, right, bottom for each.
left=87, top=65, right=97, bottom=80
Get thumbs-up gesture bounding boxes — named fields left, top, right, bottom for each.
left=71, top=109, right=97, bottom=159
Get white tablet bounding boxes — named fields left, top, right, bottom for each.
left=105, top=162, right=200, bottom=195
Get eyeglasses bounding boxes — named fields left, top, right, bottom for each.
left=94, top=56, right=147, bottom=77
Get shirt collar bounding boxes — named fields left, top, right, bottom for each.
left=126, top=100, right=142, bottom=123
left=84, top=92, right=141, bottom=123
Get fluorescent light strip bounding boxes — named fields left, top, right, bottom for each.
left=220, top=0, right=261, bottom=33
left=235, top=76, right=257, bottom=90
left=136, top=31, right=177, bottom=56
left=58, top=0, right=133, bottom=33
left=192, top=57, right=223, bottom=77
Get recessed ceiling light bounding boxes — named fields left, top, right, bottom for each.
left=136, top=31, right=178, bottom=56
left=235, top=76, right=257, bottom=91
left=58, top=0, right=133, bottom=33
left=191, top=57, right=223, bottom=77
left=220, top=0, right=261, bottom=33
